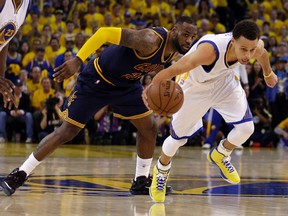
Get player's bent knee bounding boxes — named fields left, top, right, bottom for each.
left=239, top=121, right=254, bottom=137
left=162, top=136, right=187, bottom=157
left=228, top=121, right=254, bottom=146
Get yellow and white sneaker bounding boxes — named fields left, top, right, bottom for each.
left=150, top=165, right=170, bottom=202
left=207, top=147, right=240, bottom=184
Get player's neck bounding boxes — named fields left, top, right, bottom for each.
left=226, top=42, right=238, bottom=62
left=14, top=0, right=22, bottom=7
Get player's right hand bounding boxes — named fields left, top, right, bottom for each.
left=0, top=77, right=17, bottom=109
left=53, top=57, right=82, bottom=82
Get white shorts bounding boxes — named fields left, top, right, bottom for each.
left=170, top=74, right=252, bottom=139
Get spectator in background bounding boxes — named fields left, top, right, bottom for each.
left=0, top=80, right=33, bottom=143
left=40, top=24, right=53, bottom=47
left=60, top=21, right=76, bottom=46
left=18, top=69, right=29, bottom=94
left=119, top=12, right=136, bottom=29
left=31, top=76, right=56, bottom=142
left=38, top=96, right=63, bottom=141
left=39, top=2, right=56, bottom=26
left=22, top=38, right=42, bottom=68
left=26, top=66, right=42, bottom=97
left=19, top=41, right=30, bottom=60
left=274, top=117, right=288, bottom=149
left=266, top=57, right=288, bottom=128
left=248, top=61, right=266, bottom=99
left=209, top=13, right=226, bottom=34
left=141, top=74, right=153, bottom=90
left=51, top=9, right=66, bottom=33
left=84, top=1, right=104, bottom=29
left=45, top=37, right=66, bottom=67
left=174, top=0, right=191, bottom=21
left=92, top=106, right=126, bottom=145
left=31, top=77, right=55, bottom=112
left=6, top=38, right=22, bottom=68
left=248, top=96, right=277, bottom=147
left=74, top=33, right=86, bottom=53
left=54, top=37, right=77, bottom=68
left=26, top=48, right=54, bottom=79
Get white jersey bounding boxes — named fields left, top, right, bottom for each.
left=184, top=33, right=241, bottom=85
left=0, top=0, right=30, bottom=52
left=172, top=33, right=252, bottom=139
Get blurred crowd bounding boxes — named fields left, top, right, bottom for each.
left=0, top=0, right=287, bottom=148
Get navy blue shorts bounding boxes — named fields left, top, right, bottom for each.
left=61, top=60, right=152, bottom=128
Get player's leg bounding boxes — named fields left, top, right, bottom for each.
left=208, top=75, right=254, bottom=184
left=1, top=71, right=107, bottom=196
left=129, top=114, right=158, bottom=195
left=1, top=121, right=82, bottom=196
left=150, top=85, right=211, bottom=202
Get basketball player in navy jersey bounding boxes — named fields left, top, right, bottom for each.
left=1, top=16, right=197, bottom=196
left=0, top=0, right=30, bottom=109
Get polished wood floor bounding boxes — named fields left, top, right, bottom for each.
left=0, top=143, right=288, bottom=216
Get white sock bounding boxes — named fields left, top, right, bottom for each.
left=19, top=153, right=41, bottom=175
left=217, top=139, right=232, bottom=157
left=157, top=158, right=171, bottom=171
left=135, top=156, right=152, bottom=180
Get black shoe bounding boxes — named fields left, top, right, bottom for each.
left=130, top=175, right=173, bottom=195
left=1, top=168, right=27, bottom=196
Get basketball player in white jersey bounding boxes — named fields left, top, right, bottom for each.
left=0, top=0, right=30, bottom=109
left=143, top=20, right=278, bottom=202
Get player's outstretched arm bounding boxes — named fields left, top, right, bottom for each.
left=152, top=42, right=216, bottom=84
left=254, top=40, right=278, bottom=88
left=53, top=27, right=161, bottom=82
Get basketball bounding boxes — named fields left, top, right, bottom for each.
left=146, top=79, right=184, bottom=116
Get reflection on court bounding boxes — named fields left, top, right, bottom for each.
left=0, top=144, right=288, bottom=215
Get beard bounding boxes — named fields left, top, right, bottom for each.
left=173, top=38, right=190, bottom=55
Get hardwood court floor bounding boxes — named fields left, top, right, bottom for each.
left=0, top=143, right=288, bottom=216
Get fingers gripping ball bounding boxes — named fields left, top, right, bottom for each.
left=147, top=80, right=184, bottom=116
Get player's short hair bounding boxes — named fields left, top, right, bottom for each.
left=175, top=16, right=195, bottom=25
left=233, top=20, right=260, bottom=40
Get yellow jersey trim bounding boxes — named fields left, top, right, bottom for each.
left=59, top=109, right=85, bottom=128
left=94, top=58, right=116, bottom=86
left=113, top=110, right=153, bottom=120
left=12, top=0, right=23, bottom=14
left=132, top=29, right=164, bottom=60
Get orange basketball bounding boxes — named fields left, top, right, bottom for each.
left=147, top=79, right=184, bottom=116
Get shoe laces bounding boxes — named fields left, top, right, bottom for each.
left=156, top=170, right=169, bottom=191
left=222, top=156, right=235, bottom=173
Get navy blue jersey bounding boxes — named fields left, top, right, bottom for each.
left=62, top=27, right=177, bottom=126
left=94, top=27, right=176, bottom=87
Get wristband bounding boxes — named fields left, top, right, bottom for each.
left=263, top=71, right=273, bottom=78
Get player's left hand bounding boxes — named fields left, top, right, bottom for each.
left=0, top=76, right=17, bottom=109
left=264, top=71, right=278, bottom=88
left=53, top=57, right=82, bottom=82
